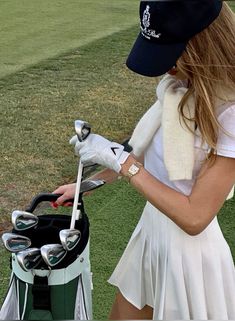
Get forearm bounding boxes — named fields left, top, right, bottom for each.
left=121, top=155, right=202, bottom=235
left=89, top=167, right=119, bottom=184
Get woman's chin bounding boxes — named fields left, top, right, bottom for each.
left=168, top=69, right=187, bottom=80
left=167, top=69, right=178, bottom=76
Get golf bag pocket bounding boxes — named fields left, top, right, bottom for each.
left=0, top=244, right=92, bottom=320
left=0, top=274, right=20, bottom=320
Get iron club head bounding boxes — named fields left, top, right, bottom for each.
left=80, top=179, right=105, bottom=194
left=1, top=233, right=31, bottom=253
left=59, top=229, right=81, bottom=251
left=63, top=179, right=106, bottom=205
left=41, top=244, right=67, bottom=267
left=16, top=248, right=42, bottom=271
left=12, top=210, right=39, bottom=231
left=74, top=120, right=91, bottom=142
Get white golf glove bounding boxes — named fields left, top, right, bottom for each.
left=70, top=134, right=130, bottom=173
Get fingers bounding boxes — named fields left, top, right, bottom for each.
left=51, top=194, right=72, bottom=207
left=51, top=201, right=59, bottom=209
left=52, top=185, right=67, bottom=195
left=56, top=194, right=73, bottom=206
left=51, top=200, right=74, bottom=208
left=51, top=184, right=76, bottom=208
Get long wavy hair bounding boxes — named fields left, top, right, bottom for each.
left=177, top=2, right=235, bottom=166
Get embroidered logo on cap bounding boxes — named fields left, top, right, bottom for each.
left=141, top=5, right=161, bottom=40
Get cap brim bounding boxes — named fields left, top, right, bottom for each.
left=126, top=33, right=187, bottom=77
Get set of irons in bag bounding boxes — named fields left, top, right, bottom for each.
left=1, top=120, right=105, bottom=271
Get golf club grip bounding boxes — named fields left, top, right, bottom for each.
left=26, top=193, right=75, bottom=213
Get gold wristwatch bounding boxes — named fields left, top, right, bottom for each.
left=126, top=161, right=143, bottom=181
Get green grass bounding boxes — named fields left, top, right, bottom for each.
left=228, top=1, right=235, bottom=11
left=218, top=196, right=235, bottom=258
left=0, top=0, right=139, bottom=78
left=0, top=247, right=11, bottom=306
left=0, top=26, right=156, bottom=221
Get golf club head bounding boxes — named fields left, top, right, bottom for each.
left=41, top=244, right=67, bottom=267
left=16, top=248, right=42, bottom=271
left=62, top=179, right=105, bottom=207
left=1, top=233, right=31, bottom=253
left=59, top=229, right=81, bottom=251
left=80, top=179, right=105, bottom=195
left=12, top=210, right=39, bottom=231
left=75, top=120, right=91, bottom=142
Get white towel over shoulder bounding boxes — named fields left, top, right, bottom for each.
left=129, top=74, right=195, bottom=181
left=128, top=74, right=234, bottom=200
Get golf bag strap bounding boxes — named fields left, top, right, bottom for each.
left=32, top=276, right=51, bottom=311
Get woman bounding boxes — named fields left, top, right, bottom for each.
left=53, top=1, right=235, bottom=319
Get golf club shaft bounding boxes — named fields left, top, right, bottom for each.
left=70, top=159, right=83, bottom=229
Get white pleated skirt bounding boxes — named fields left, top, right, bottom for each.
left=108, top=202, right=235, bottom=320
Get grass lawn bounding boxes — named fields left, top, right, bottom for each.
left=0, top=1, right=234, bottom=319
left=0, top=26, right=156, bottom=222
left=228, top=1, right=235, bottom=11
left=0, top=0, right=139, bottom=78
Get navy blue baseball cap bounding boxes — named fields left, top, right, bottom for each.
left=126, top=0, right=222, bottom=77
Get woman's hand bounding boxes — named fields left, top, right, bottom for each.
left=51, top=168, right=119, bottom=208
left=70, top=134, right=130, bottom=173
left=52, top=183, right=76, bottom=207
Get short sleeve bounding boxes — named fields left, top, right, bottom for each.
left=216, top=104, right=235, bottom=158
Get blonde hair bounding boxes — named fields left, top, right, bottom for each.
left=177, top=2, right=235, bottom=166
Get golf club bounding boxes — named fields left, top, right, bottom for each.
left=16, top=248, right=42, bottom=271
left=63, top=179, right=106, bottom=205
left=60, top=229, right=81, bottom=251
left=41, top=244, right=67, bottom=267
left=59, top=120, right=91, bottom=251
left=71, top=119, right=91, bottom=228
left=12, top=210, right=39, bottom=231
left=2, top=233, right=31, bottom=253
left=80, top=179, right=105, bottom=194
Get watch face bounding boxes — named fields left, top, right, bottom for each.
left=129, top=164, right=140, bottom=176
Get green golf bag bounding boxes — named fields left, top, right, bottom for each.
left=0, top=193, right=93, bottom=320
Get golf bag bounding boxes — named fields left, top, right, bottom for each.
left=0, top=193, right=92, bottom=320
